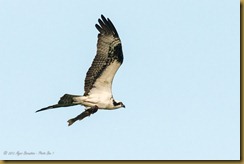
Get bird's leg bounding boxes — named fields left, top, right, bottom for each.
left=67, top=105, right=98, bottom=126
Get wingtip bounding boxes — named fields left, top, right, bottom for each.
left=98, top=14, right=105, bottom=23
left=96, top=14, right=119, bottom=37
left=101, top=14, right=105, bottom=19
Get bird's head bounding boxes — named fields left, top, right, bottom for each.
left=113, top=100, right=126, bottom=109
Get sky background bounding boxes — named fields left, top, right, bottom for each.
left=0, top=0, right=240, bottom=160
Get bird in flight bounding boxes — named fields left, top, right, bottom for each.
left=36, top=15, right=125, bottom=126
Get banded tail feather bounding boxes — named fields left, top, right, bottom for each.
left=36, top=94, right=80, bottom=112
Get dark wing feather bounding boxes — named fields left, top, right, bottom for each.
left=83, top=15, right=123, bottom=96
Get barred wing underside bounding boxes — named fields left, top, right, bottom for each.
left=84, top=15, right=123, bottom=96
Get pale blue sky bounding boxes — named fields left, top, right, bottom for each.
left=0, top=0, right=240, bottom=160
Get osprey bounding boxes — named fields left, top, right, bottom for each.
left=36, top=15, right=125, bottom=126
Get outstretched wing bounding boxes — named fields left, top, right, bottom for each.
left=84, top=15, right=123, bottom=97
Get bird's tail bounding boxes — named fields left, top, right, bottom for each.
left=36, top=94, right=81, bottom=113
